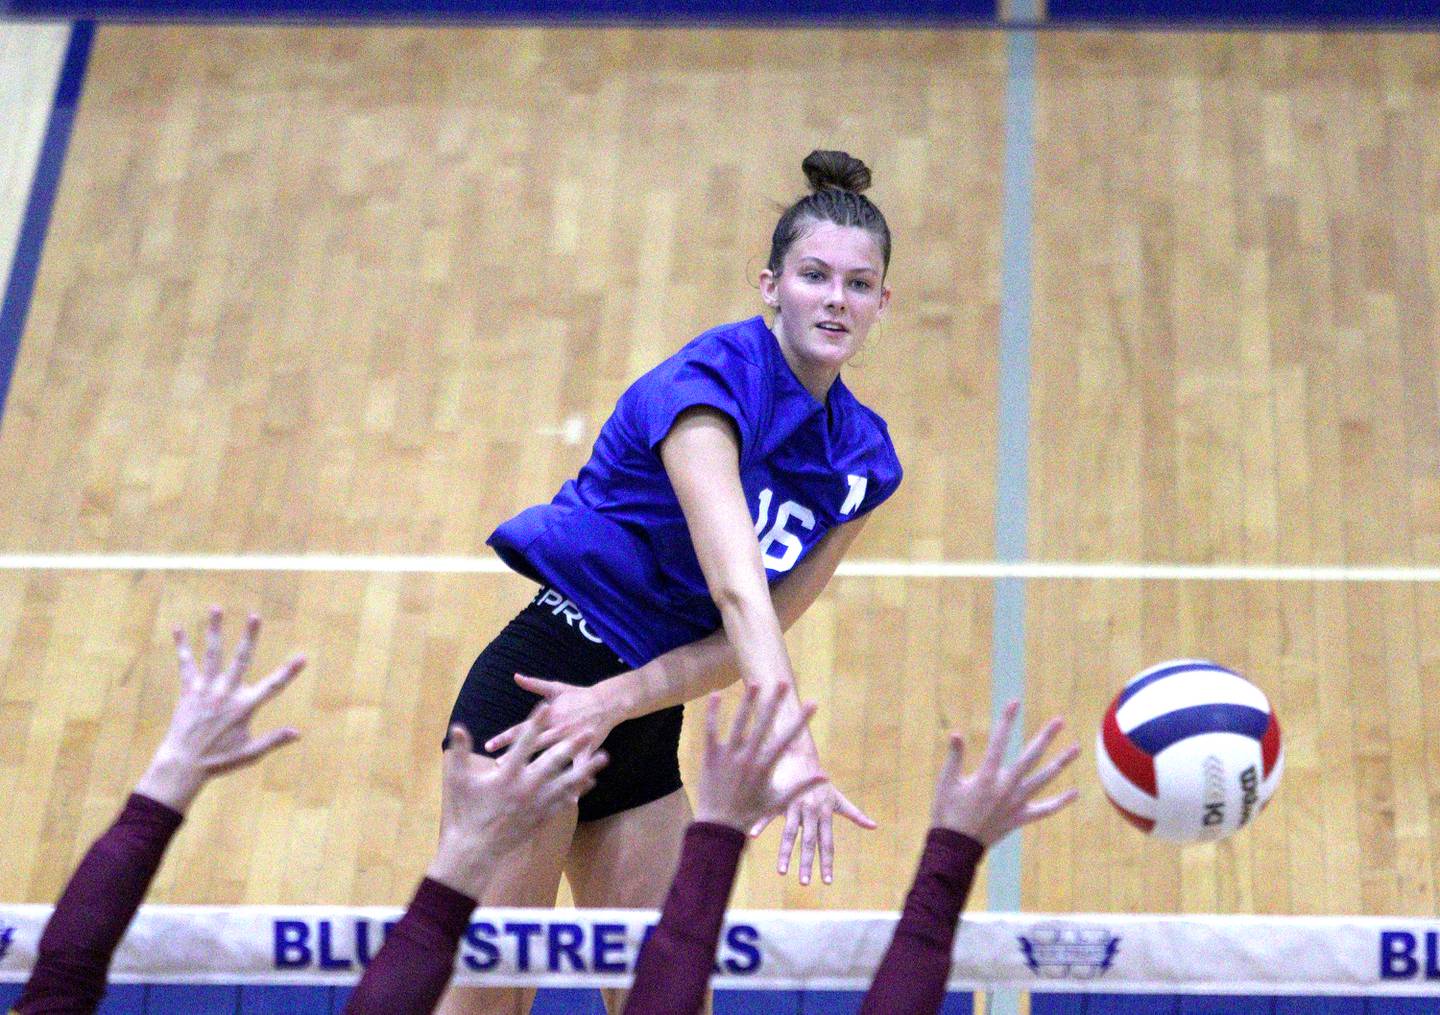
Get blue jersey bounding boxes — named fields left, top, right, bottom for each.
left=488, top=316, right=903, bottom=668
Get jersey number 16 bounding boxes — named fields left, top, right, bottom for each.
left=753, top=488, right=814, bottom=574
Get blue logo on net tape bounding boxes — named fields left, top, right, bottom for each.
left=1018, top=923, right=1120, bottom=980
left=0, top=924, right=14, bottom=964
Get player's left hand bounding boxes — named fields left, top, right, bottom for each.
left=136, top=607, right=306, bottom=813
left=754, top=748, right=877, bottom=886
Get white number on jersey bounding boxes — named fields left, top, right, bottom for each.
left=753, top=488, right=816, bottom=573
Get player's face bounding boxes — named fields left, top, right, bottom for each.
left=759, top=221, right=890, bottom=390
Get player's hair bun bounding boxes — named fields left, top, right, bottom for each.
left=802, top=150, right=872, bottom=194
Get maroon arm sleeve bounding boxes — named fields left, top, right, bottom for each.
left=15, top=793, right=184, bottom=1014
left=622, top=821, right=746, bottom=1015
left=341, top=878, right=475, bottom=1015
left=858, top=828, right=985, bottom=1015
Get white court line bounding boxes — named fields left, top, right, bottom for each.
left=1, top=553, right=1440, bottom=582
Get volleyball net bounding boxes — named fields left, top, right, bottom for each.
left=3, top=905, right=1439, bottom=1012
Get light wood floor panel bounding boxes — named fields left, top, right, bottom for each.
left=1030, top=33, right=1440, bottom=567
left=1022, top=578, right=1440, bottom=917
left=0, top=25, right=1006, bottom=563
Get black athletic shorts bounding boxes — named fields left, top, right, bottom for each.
left=446, top=586, right=684, bottom=823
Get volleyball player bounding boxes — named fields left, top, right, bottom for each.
left=442, top=150, right=902, bottom=1013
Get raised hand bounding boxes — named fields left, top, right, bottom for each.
left=761, top=758, right=877, bottom=887
left=931, top=700, right=1079, bottom=846
left=482, top=674, right=620, bottom=756
left=135, top=607, right=306, bottom=812
left=693, top=683, right=827, bottom=833
left=428, top=710, right=608, bottom=897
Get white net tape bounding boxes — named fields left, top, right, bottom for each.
left=1, top=906, right=1438, bottom=995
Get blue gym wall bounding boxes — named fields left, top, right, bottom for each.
left=5, top=0, right=1440, bottom=23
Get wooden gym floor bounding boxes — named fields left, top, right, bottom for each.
left=0, top=24, right=1437, bottom=924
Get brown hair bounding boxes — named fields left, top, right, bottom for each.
left=766, top=150, right=891, bottom=276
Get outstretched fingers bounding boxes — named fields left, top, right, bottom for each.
left=777, top=807, right=801, bottom=875
left=833, top=788, right=878, bottom=830
left=174, top=628, right=199, bottom=688
left=818, top=812, right=835, bottom=884
left=203, top=606, right=224, bottom=681
left=224, top=613, right=261, bottom=687
left=211, top=725, right=300, bottom=772
left=1020, top=787, right=1080, bottom=825
left=1017, top=742, right=1081, bottom=799
left=727, top=683, right=760, bottom=747
left=499, top=705, right=548, bottom=774
left=705, top=691, right=721, bottom=743
left=245, top=655, right=306, bottom=711
left=757, top=699, right=817, bottom=771
left=744, top=681, right=790, bottom=752
left=1008, top=717, right=1066, bottom=784
left=938, top=731, right=966, bottom=787
left=981, top=700, right=1020, bottom=776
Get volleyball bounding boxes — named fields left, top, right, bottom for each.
left=1097, top=659, right=1283, bottom=843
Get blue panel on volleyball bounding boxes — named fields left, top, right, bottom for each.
left=95, top=983, right=147, bottom=1014
left=1, top=0, right=998, bottom=21
left=238, top=984, right=338, bottom=1013
left=0, top=983, right=23, bottom=1009
left=1047, top=0, right=1440, bottom=23
left=1125, top=704, right=1270, bottom=755
left=146, top=984, right=243, bottom=1013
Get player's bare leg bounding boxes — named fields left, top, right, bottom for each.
left=566, top=787, right=707, bottom=1015
left=434, top=754, right=578, bottom=1015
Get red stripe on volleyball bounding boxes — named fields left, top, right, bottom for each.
left=1105, top=793, right=1156, bottom=834
left=1261, top=712, right=1281, bottom=777
left=1102, top=697, right=1157, bottom=796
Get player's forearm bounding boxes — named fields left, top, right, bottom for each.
left=604, top=632, right=738, bottom=721
left=858, top=829, right=984, bottom=1015
left=343, top=878, right=476, bottom=1015
left=16, top=794, right=183, bottom=1013
left=623, top=822, right=746, bottom=1015
left=604, top=549, right=836, bottom=723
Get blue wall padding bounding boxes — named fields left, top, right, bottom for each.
left=1032, top=997, right=1440, bottom=1014
left=1274, top=1000, right=1367, bottom=1015
left=238, top=984, right=339, bottom=1013
left=94, top=984, right=148, bottom=1014
left=1048, top=0, right=1440, bottom=23
left=1177, top=995, right=1274, bottom=1014
left=1366, top=999, right=1440, bottom=1014
left=146, top=984, right=240, bottom=1013
left=2, top=0, right=997, bottom=21
left=716, top=989, right=804, bottom=1013
left=531, top=986, right=609, bottom=1012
